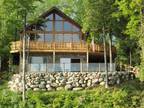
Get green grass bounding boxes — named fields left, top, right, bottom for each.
left=0, top=73, right=143, bottom=108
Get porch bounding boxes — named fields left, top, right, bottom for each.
left=26, top=63, right=116, bottom=72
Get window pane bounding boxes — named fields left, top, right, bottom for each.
left=45, top=34, right=53, bottom=42
left=46, top=14, right=53, bottom=20
left=73, top=34, right=80, bottom=42
left=35, top=34, right=44, bottom=41
left=55, top=21, right=63, bottom=31
left=55, top=14, right=63, bottom=20
left=72, top=25, right=80, bottom=32
left=64, top=34, right=72, bottom=42
left=55, top=34, right=63, bottom=42
left=46, top=21, right=53, bottom=31
left=64, top=21, right=72, bottom=31
left=30, top=57, right=43, bottom=64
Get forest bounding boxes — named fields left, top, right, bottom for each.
left=0, top=0, right=144, bottom=107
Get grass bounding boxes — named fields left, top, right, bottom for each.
left=0, top=72, right=143, bottom=108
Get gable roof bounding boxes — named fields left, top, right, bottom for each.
left=25, top=6, right=82, bottom=31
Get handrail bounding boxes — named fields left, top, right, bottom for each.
left=10, top=41, right=116, bottom=53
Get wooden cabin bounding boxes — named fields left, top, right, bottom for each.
left=10, top=7, right=116, bottom=72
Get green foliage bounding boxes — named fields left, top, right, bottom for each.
left=0, top=79, right=143, bottom=108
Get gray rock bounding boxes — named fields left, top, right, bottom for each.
left=100, top=81, right=105, bottom=86
left=47, top=87, right=55, bottom=91
left=39, top=84, right=45, bottom=89
left=56, top=87, right=64, bottom=91
left=46, top=84, right=51, bottom=89
left=73, top=87, right=83, bottom=91
left=33, top=88, right=40, bottom=91
left=65, top=84, right=72, bottom=90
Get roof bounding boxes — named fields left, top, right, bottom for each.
left=24, top=6, right=82, bottom=31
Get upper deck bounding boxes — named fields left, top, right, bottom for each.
left=10, top=41, right=116, bottom=54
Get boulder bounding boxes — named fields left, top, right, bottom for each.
left=73, top=87, right=83, bottom=91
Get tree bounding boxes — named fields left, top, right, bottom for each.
left=115, top=0, right=144, bottom=81
left=82, top=0, right=118, bottom=87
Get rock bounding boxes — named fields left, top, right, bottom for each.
left=65, top=84, right=73, bottom=90
left=40, top=81, right=46, bottom=85
left=51, top=83, right=58, bottom=88
left=81, top=84, right=86, bottom=88
left=46, top=84, right=51, bottom=89
left=56, top=87, right=64, bottom=91
left=47, top=81, right=52, bottom=84
left=47, top=87, right=54, bottom=91
left=33, top=88, right=40, bottom=91
left=116, top=78, right=120, bottom=85
left=39, top=84, right=46, bottom=89
left=92, top=79, right=99, bottom=84
left=99, top=78, right=103, bottom=82
left=100, top=81, right=105, bottom=86
left=73, top=87, right=83, bottom=91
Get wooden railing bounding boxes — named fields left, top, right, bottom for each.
left=10, top=41, right=88, bottom=53
left=10, top=41, right=116, bottom=53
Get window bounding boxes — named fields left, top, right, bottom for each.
left=45, top=34, right=53, bottom=42
left=46, top=14, right=53, bottom=20
left=73, top=34, right=80, bottom=42
left=35, top=34, right=44, bottom=41
left=64, top=34, right=72, bottom=42
left=46, top=21, right=53, bottom=31
left=29, top=56, right=47, bottom=72
left=55, top=21, right=63, bottom=31
left=55, top=34, right=63, bottom=42
left=72, top=25, right=80, bottom=32
left=55, top=14, right=63, bottom=20
left=64, top=21, right=72, bottom=32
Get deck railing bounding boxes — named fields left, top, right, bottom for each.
left=26, top=63, right=116, bottom=72
left=10, top=41, right=88, bottom=52
left=10, top=41, right=116, bottom=53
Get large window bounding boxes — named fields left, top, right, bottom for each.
left=72, top=25, right=80, bottom=32
left=73, top=34, right=80, bottom=42
left=55, top=14, right=63, bottom=20
left=35, top=34, right=44, bottom=41
left=29, top=56, right=47, bottom=72
left=55, top=21, right=63, bottom=31
left=46, top=21, right=53, bottom=31
left=55, top=34, right=63, bottom=42
left=46, top=14, right=53, bottom=20
left=64, top=21, right=72, bottom=32
left=45, top=34, right=53, bottom=42
left=64, top=34, right=72, bottom=42
left=31, top=13, right=81, bottom=42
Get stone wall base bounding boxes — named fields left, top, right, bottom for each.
left=8, top=72, right=135, bottom=92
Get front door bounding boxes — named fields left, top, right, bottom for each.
left=60, top=58, right=71, bottom=72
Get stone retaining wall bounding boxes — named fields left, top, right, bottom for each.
left=8, top=72, right=135, bottom=92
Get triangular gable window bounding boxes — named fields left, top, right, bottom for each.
left=46, top=14, right=53, bottom=20
left=55, top=14, right=63, bottom=20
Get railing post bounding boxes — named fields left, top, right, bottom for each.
left=46, top=63, right=47, bottom=73
left=86, top=50, right=89, bottom=72
left=80, top=62, right=83, bottom=72
left=99, top=63, right=100, bottom=73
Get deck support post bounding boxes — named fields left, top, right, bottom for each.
left=86, top=50, right=89, bottom=72
left=53, top=51, right=55, bottom=72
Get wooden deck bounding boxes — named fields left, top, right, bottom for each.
left=10, top=41, right=116, bottom=54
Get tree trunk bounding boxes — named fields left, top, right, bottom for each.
left=129, top=50, right=132, bottom=66
left=22, top=11, right=27, bottom=104
left=103, top=27, right=108, bottom=88
left=109, top=34, right=113, bottom=72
